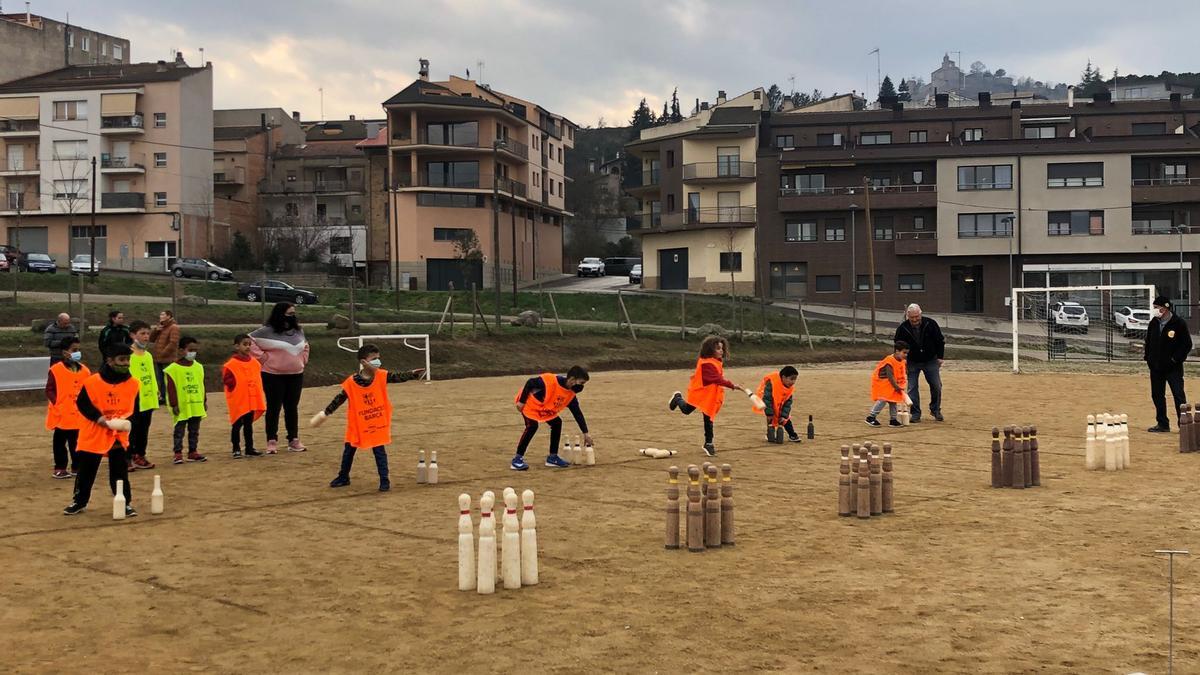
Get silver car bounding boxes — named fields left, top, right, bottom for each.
left=172, top=257, right=234, bottom=281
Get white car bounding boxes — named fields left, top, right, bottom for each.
left=1113, top=306, right=1152, bottom=335
left=628, top=264, right=643, bottom=284
left=577, top=257, right=606, bottom=277
left=70, top=254, right=101, bottom=276
left=1050, top=301, right=1089, bottom=333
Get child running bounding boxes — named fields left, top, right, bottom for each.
left=310, top=344, right=424, bottom=491
left=866, top=341, right=912, bottom=428
left=45, top=336, right=90, bottom=479
left=755, top=365, right=802, bottom=443
left=63, top=344, right=139, bottom=517
left=127, top=320, right=159, bottom=471
left=511, top=366, right=591, bottom=471
left=164, top=336, right=208, bottom=464
left=669, top=335, right=743, bottom=457
left=223, top=334, right=267, bottom=459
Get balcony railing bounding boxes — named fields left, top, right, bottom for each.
left=1132, top=177, right=1199, bottom=186
left=629, top=214, right=663, bottom=230
left=392, top=172, right=527, bottom=198
left=101, top=153, right=145, bottom=170
left=683, top=161, right=756, bottom=181
left=390, top=130, right=529, bottom=159
left=214, top=166, right=246, bottom=184
left=100, top=114, right=145, bottom=130
left=0, top=120, right=39, bottom=134
left=681, top=206, right=756, bottom=226
left=259, top=178, right=366, bottom=193
left=779, top=183, right=936, bottom=197
left=5, top=192, right=39, bottom=211
left=101, top=192, right=145, bottom=209
left=540, top=120, right=562, bottom=139
left=2, top=157, right=39, bottom=172
left=644, top=170, right=660, bottom=187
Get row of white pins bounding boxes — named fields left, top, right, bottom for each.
left=416, top=450, right=439, bottom=484
left=1084, top=413, right=1130, bottom=471
left=111, top=476, right=166, bottom=520
left=562, top=435, right=595, bottom=466
left=458, top=488, right=538, bottom=594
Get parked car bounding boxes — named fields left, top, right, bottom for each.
left=1113, top=305, right=1152, bottom=335
left=628, top=263, right=642, bottom=284
left=603, top=256, right=641, bottom=276
left=1050, top=301, right=1089, bottom=333
left=0, top=244, right=21, bottom=268
left=20, top=253, right=56, bottom=273
left=0, top=256, right=8, bottom=272
left=172, top=257, right=234, bottom=281
left=577, top=257, right=606, bottom=277
left=70, top=254, right=101, bottom=276
left=237, top=280, right=319, bottom=305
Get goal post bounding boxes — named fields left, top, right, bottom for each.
left=336, top=334, right=432, bottom=381
left=1010, top=284, right=1155, bottom=373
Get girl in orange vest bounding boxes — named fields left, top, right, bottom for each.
left=756, top=365, right=801, bottom=443
left=223, top=334, right=268, bottom=459
left=669, top=336, right=743, bottom=457
left=310, top=344, right=424, bottom=491
left=511, top=365, right=591, bottom=471
left=45, top=336, right=90, bottom=479
left=866, top=341, right=912, bottom=428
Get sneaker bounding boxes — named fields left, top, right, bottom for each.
left=287, top=439, right=307, bottom=452
left=510, top=456, right=529, bottom=471
left=231, top=448, right=243, bottom=459
left=69, top=467, right=78, bottom=476
left=933, top=413, right=945, bottom=422
left=669, top=391, right=682, bottom=412
left=787, top=434, right=803, bottom=443
left=909, top=417, right=922, bottom=424
left=173, top=453, right=185, bottom=465
left=545, top=454, right=570, bottom=468
left=378, top=479, right=391, bottom=492
left=329, top=476, right=351, bottom=488
left=132, top=456, right=155, bottom=470
left=1148, top=425, right=1170, bottom=433
left=703, top=443, right=717, bottom=457
left=127, top=460, right=137, bottom=472
left=865, top=416, right=881, bottom=427
left=124, top=505, right=138, bottom=518
left=187, top=452, right=208, bottom=463
left=266, top=439, right=279, bottom=454
left=889, top=419, right=903, bottom=427
left=63, top=503, right=86, bottom=516
left=244, top=448, right=263, bottom=457
left=53, top=469, right=71, bottom=479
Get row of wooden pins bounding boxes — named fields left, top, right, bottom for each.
left=664, top=463, right=734, bottom=551
left=458, top=489, right=538, bottom=594
left=1179, top=405, right=1200, bottom=453
left=561, top=435, right=596, bottom=467
left=1085, top=414, right=1129, bottom=471
left=990, top=426, right=1041, bottom=488
left=837, top=443, right=893, bottom=518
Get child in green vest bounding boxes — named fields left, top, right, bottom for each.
left=164, top=336, right=207, bottom=464
left=127, top=320, right=160, bottom=470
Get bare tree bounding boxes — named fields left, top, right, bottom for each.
left=260, top=206, right=337, bottom=271
left=453, top=228, right=483, bottom=286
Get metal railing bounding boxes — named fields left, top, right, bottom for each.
left=391, top=130, right=529, bottom=159
left=780, top=183, right=936, bottom=197
left=681, top=206, right=756, bottom=225
left=630, top=214, right=663, bottom=229
left=894, top=231, right=938, bottom=240
left=100, top=114, right=144, bottom=130
left=683, top=161, right=756, bottom=180
left=1132, top=177, right=1199, bottom=186
left=213, top=166, right=246, bottom=184
left=392, top=172, right=527, bottom=197
left=2, top=157, right=39, bottom=172
left=0, top=120, right=39, bottom=133
left=259, top=178, right=366, bottom=193
left=100, top=153, right=145, bottom=170
left=101, top=192, right=145, bottom=209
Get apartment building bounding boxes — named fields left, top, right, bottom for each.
left=757, top=90, right=1200, bottom=317
left=384, top=61, right=575, bottom=291
left=0, top=54, right=213, bottom=271
left=1, top=11, right=130, bottom=84
left=625, top=88, right=767, bottom=294
left=355, top=127, right=394, bottom=284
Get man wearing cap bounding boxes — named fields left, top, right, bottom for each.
left=1145, top=296, right=1192, bottom=432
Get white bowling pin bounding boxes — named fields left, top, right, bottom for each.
left=417, top=450, right=427, bottom=484
left=428, top=451, right=439, bottom=484
left=572, top=437, right=582, bottom=466
left=1121, top=414, right=1131, bottom=468
left=585, top=444, right=595, bottom=466
left=502, top=492, right=522, bottom=590
left=520, top=489, right=538, bottom=585
left=476, top=493, right=496, bottom=594
left=1102, top=415, right=1117, bottom=471
left=150, top=475, right=164, bottom=515
left=113, top=480, right=126, bottom=520
left=458, top=494, right=476, bottom=591
left=1085, top=415, right=1097, bottom=470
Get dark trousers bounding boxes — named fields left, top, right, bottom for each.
left=128, top=408, right=154, bottom=458
left=154, top=362, right=167, bottom=403
left=769, top=419, right=799, bottom=438
left=231, top=412, right=256, bottom=451
left=335, top=443, right=388, bottom=481
left=72, top=445, right=131, bottom=507
left=172, top=417, right=202, bottom=454
left=262, top=372, right=303, bottom=442
left=676, top=400, right=715, bottom=444
left=1150, top=365, right=1188, bottom=428
left=906, top=359, right=942, bottom=419
left=52, top=428, right=78, bottom=471
left=516, top=415, right=562, bottom=457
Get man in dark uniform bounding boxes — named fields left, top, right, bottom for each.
left=1145, top=296, right=1192, bottom=432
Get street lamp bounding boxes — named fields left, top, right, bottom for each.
left=848, top=198, right=858, bottom=341
left=1178, top=224, right=1188, bottom=315
left=491, top=138, right=506, bottom=331
left=1001, top=215, right=1015, bottom=296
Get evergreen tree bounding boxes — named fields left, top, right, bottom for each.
left=765, top=84, right=783, bottom=111
left=661, top=100, right=669, bottom=125
left=629, top=98, right=655, bottom=132
left=897, top=79, right=911, bottom=102
left=877, top=75, right=896, bottom=101
left=670, top=88, right=683, bottom=122
left=1078, top=60, right=1107, bottom=96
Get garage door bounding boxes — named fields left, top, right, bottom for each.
left=427, top=258, right=482, bottom=291
left=9, top=226, right=47, bottom=254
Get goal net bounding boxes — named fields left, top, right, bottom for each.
left=336, top=334, right=432, bottom=380
left=1010, top=284, right=1156, bottom=373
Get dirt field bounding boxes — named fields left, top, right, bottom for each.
left=1, top=362, right=1196, bottom=674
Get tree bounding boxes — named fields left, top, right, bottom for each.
left=629, top=98, right=655, bottom=133
left=216, top=231, right=255, bottom=270
left=660, top=100, right=670, bottom=125
left=596, top=116, right=606, bottom=128
left=970, top=61, right=987, bottom=76
left=670, top=88, right=683, bottom=122
left=877, top=75, right=896, bottom=101
left=452, top=229, right=483, bottom=285
left=765, top=84, right=783, bottom=112
left=1079, top=59, right=1107, bottom=96
left=994, top=68, right=1007, bottom=78
left=897, top=79, right=911, bottom=102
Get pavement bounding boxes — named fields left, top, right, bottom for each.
left=536, top=274, right=640, bottom=294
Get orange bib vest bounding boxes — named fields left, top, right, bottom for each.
left=45, top=361, right=91, bottom=431
left=343, top=370, right=393, bottom=448
left=76, top=374, right=140, bottom=455
left=871, top=355, right=908, bottom=403
left=224, top=356, right=267, bottom=424
left=754, top=371, right=794, bottom=419
left=516, top=373, right=575, bottom=422
left=685, top=357, right=726, bottom=419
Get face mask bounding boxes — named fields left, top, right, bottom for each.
left=185, top=351, right=198, bottom=361
left=367, top=358, right=382, bottom=368
left=111, top=364, right=129, bottom=375
left=69, top=351, right=82, bottom=362
left=133, top=340, right=145, bottom=349
left=286, top=315, right=298, bottom=327
left=571, top=384, right=585, bottom=393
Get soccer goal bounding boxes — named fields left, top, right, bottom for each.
left=336, top=334, right=433, bottom=381
left=1010, top=285, right=1156, bottom=373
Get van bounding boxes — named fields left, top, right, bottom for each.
left=602, top=257, right=641, bottom=276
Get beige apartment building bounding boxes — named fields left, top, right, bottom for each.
left=0, top=11, right=131, bottom=84
left=0, top=54, right=213, bottom=270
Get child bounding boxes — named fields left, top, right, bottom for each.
left=63, top=344, right=139, bottom=516
left=164, top=336, right=207, bottom=464
left=45, top=336, right=90, bottom=479
left=223, top=334, right=267, bottom=459
left=669, top=335, right=743, bottom=457
left=127, top=320, right=159, bottom=470
left=511, top=366, right=592, bottom=471
left=310, top=344, right=424, bottom=491
left=866, top=341, right=912, bottom=428
left=756, top=365, right=802, bottom=443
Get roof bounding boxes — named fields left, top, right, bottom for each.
left=214, top=125, right=265, bottom=141
left=356, top=128, right=388, bottom=149
left=0, top=62, right=207, bottom=93
left=273, top=140, right=366, bottom=160
left=384, top=80, right=511, bottom=113
left=707, top=107, right=760, bottom=125
left=304, top=119, right=375, bottom=142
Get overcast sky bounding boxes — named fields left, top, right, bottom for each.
left=25, top=0, right=1200, bottom=126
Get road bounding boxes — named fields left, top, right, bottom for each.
left=539, top=274, right=640, bottom=294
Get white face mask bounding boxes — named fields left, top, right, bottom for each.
left=69, top=351, right=82, bottom=362
left=185, top=351, right=198, bottom=361
left=367, top=358, right=382, bottom=369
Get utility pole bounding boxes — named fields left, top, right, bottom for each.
left=863, top=178, right=877, bottom=337
left=849, top=198, right=858, bottom=341
left=492, top=139, right=502, bottom=330
left=511, top=192, right=518, bottom=307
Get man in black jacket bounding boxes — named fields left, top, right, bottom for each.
left=893, top=303, right=945, bottom=422
left=1145, top=296, right=1192, bottom=432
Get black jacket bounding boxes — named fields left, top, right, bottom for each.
left=1144, top=313, right=1193, bottom=372
left=894, top=317, right=945, bottom=363
left=98, top=323, right=131, bottom=358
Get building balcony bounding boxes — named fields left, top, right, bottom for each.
left=100, top=153, right=145, bottom=173
left=258, top=178, right=366, bottom=194
left=100, top=192, right=145, bottom=210
left=626, top=170, right=661, bottom=196
left=392, top=172, right=527, bottom=198
left=1131, top=177, right=1200, bottom=203
left=646, top=206, right=756, bottom=232
left=778, top=183, right=937, bottom=212
left=390, top=130, right=529, bottom=160
left=0, top=157, right=38, bottom=176
left=214, top=166, right=246, bottom=185
left=0, top=120, right=39, bottom=137
left=1, top=191, right=39, bottom=214
left=99, top=114, right=145, bottom=133
left=893, top=231, right=938, bottom=255
left=682, top=161, right=756, bottom=182
left=627, top=214, right=662, bottom=231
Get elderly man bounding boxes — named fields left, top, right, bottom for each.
left=893, top=304, right=945, bottom=422
left=1145, top=296, right=1192, bottom=432
left=43, top=313, right=78, bottom=364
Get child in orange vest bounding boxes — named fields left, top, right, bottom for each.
left=756, top=365, right=801, bottom=443
left=63, top=344, right=139, bottom=517
left=866, top=341, right=912, bottom=428
left=669, top=335, right=743, bottom=457
left=511, top=365, right=592, bottom=471
left=310, top=344, right=424, bottom=491
left=223, top=334, right=267, bottom=459
left=45, top=336, right=90, bottom=479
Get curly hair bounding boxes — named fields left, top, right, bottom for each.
left=698, top=335, right=729, bottom=360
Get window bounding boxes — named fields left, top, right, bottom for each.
left=957, top=164, right=1013, bottom=190
left=785, top=221, right=818, bottom=242
left=909, top=130, right=927, bottom=143
left=869, top=175, right=892, bottom=188
left=549, top=180, right=554, bottom=196
left=1048, top=210, right=1104, bottom=236
left=1132, top=210, right=1174, bottom=235
left=719, top=252, right=742, bottom=273
left=154, top=113, right=167, bottom=128
left=81, top=36, right=90, bottom=52
left=873, top=216, right=894, bottom=240
left=815, top=275, right=841, bottom=292
left=775, top=135, right=794, bottom=148
left=145, top=240, right=176, bottom=258
left=666, top=150, right=675, bottom=168
left=1133, top=122, right=1167, bottom=136
left=285, top=202, right=299, bottom=217
left=351, top=204, right=362, bottom=216
left=957, top=213, right=1014, bottom=238
left=558, top=147, right=563, bottom=163
left=898, top=274, right=925, bottom=291
left=1164, top=163, right=1188, bottom=184
left=1047, top=162, right=1103, bottom=188
left=68, top=31, right=74, bottom=48
left=716, top=147, right=740, bottom=176
left=782, top=174, right=825, bottom=194
left=824, top=218, right=846, bottom=242
left=425, top=160, right=479, bottom=188
left=71, top=225, right=106, bottom=238
left=816, top=133, right=843, bottom=146
left=154, top=152, right=167, bottom=168
left=856, top=275, right=883, bottom=291
left=417, top=192, right=484, bottom=208
left=154, top=192, right=167, bottom=207
left=433, top=227, right=474, bottom=242
left=329, top=237, right=352, bottom=255
left=53, top=180, right=86, bottom=199
left=425, top=121, right=478, bottom=146
left=101, top=41, right=107, bottom=56
left=914, top=216, right=926, bottom=230
left=53, top=140, right=88, bottom=159
left=1023, top=125, right=1056, bottom=139
left=860, top=132, right=891, bottom=145
left=1124, top=87, right=1149, bottom=99
left=113, top=44, right=123, bottom=60
left=963, top=128, right=983, bottom=142
left=769, top=262, right=807, bottom=297
left=53, top=100, right=88, bottom=121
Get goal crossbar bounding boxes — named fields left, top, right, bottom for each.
left=1010, top=284, right=1155, bottom=373
left=335, top=334, right=432, bottom=380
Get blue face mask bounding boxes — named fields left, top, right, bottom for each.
left=367, top=358, right=382, bottom=369
left=69, top=351, right=82, bottom=362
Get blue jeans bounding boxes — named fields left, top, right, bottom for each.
left=906, top=359, right=942, bottom=419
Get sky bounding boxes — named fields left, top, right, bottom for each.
left=22, top=0, right=1200, bottom=127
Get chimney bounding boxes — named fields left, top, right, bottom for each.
left=695, top=98, right=700, bottom=114
left=1093, top=91, right=1112, bottom=105
left=1067, top=85, right=1075, bottom=108
left=1170, top=92, right=1182, bottom=106
left=717, top=90, right=727, bottom=105
left=174, top=50, right=187, bottom=67
left=155, top=60, right=167, bottom=72
left=25, top=2, right=31, bottom=25
left=700, top=102, right=709, bottom=111
left=1010, top=100, right=1021, bottom=109
left=260, top=113, right=267, bottom=131
left=292, top=110, right=300, bottom=122
left=418, top=58, right=430, bottom=81
left=978, top=91, right=992, bottom=107
left=935, top=93, right=949, bottom=108
left=349, top=114, right=355, bottom=121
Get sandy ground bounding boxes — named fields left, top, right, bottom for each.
left=0, top=361, right=1197, bottom=674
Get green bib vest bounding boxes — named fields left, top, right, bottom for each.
left=130, top=351, right=159, bottom=412
left=164, top=361, right=207, bottom=423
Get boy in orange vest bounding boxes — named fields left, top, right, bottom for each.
left=63, top=344, right=139, bottom=516
left=669, top=335, right=744, bottom=457
left=511, top=365, right=591, bottom=471
left=223, top=334, right=267, bottom=459
left=45, top=336, right=90, bottom=479
left=866, top=341, right=912, bottom=428
left=756, top=365, right=801, bottom=443
left=310, top=344, right=424, bottom=491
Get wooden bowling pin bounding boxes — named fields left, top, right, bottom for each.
left=113, top=479, right=126, bottom=520
left=686, top=466, right=704, bottom=552
left=700, top=461, right=712, bottom=512
left=501, top=492, right=521, bottom=590
left=806, top=415, right=815, bottom=439
left=428, top=451, right=439, bottom=484
left=149, top=474, right=164, bottom=515
left=704, top=465, right=721, bottom=548
left=1190, top=405, right=1200, bottom=454
left=520, top=490, right=538, bottom=585
left=856, top=454, right=870, bottom=519
left=1021, top=426, right=1033, bottom=488
left=1120, top=414, right=1130, bottom=468
left=1030, top=426, right=1041, bottom=487
left=882, top=444, right=894, bottom=513
left=562, top=435, right=572, bottom=459
left=585, top=442, right=595, bottom=466
left=417, top=450, right=427, bottom=484
left=1002, top=426, right=1014, bottom=486
left=869, top=448, right=882, bottom=516
left=1179, top=405, right=1192, bottom=453
left=574, top=437, right=584, bottom=466
left=458, top=493, right=476, bottom=591
left=665, top=467, right=681, bottom=549
left=476, top=493, right=496, bottom=594
left=1085, top=415, right=1098, bottom=469
left=1112, top=416, right=1124, bottom=470
left=1102, top=415, right=1116, bottom=471
left=838, top=445, right=852, bottom=517
left=848, top=444, right=861, bottom=509
left=990, top=428, right=1002, bottom=488
left=720, top=464, right=735, bottom=546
